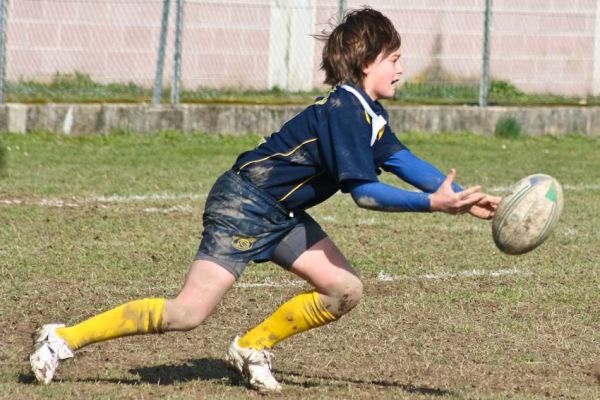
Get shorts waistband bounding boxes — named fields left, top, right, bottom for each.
left=224, top=170, right=293, bottom=218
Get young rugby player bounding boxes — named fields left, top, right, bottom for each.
left=30, top=7, right=500, bottom=392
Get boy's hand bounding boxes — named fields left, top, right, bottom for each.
left=429, top=169, right=486, bottom=214
left=468, top=194, right=502, bottom=220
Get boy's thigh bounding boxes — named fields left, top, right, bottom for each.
left=270, top=215, right=327, bottom=269
left=278, top=233, right=360, bottom=293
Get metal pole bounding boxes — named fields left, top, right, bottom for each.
left=479, top=0, right=492, bottom=107
left=0, top=0, right=8, bottom=103
left=593, top=0, right=600, bottom=94
left=153, top=0, right=171, bottom=105
left=338, top=0, right=345, bottom=21
left=171, top=0, right=183, bottom=104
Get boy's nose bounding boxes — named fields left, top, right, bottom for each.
left=395, top=61, right=403, bottom=74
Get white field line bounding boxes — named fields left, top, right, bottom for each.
left=142, top=205, right=195, bottom=214
left=235, top=278, right=308, bottom=288
left=0, top=181, right=597, bottom=210
left=100, top=267, right=531, bottom=293
left=48, top=269, right=530, bottom=292
left=233, top=267, right=530, bottom=288
left=0, top=193, right=207, bottom=213
left=96, top=193, right=207, bottom=202
left=488, top=183, right=600, bottom=194
left=376, top=267, right=530, bottom=282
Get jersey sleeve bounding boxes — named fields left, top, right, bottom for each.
left=382, top=149, right=463, bottom=193
left=316, top=93, right=381, bottom=190
left=347, top=179, right=431, bottom=212
left=372, top=125, right=407, bottom=166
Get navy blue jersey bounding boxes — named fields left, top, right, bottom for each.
left=232, top=83, right=406, bottom=211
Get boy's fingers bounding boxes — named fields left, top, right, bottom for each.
left=459, top=185, right=481, bottom=199
left=443, top=169, right=457, bottom=186
left=459, top=193, right=486, bottom=209
left=489, top=195, right=502, bottom=204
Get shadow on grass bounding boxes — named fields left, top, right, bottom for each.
left=99, top=358, right=242, bottom=386
left=17, top=358, right=242, bottom=387
left=18, top=374, right=36, bottom=384
left=130, top=358, right=239, bottom=385
left=279, top=370, right=454, bottom=396
left=19, top=358, right=453, bottom=396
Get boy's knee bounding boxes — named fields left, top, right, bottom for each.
left=342, top=277, right=364, bottom=312
left=164, top=299, right=209, bottom=332
left=324, top=276, right=363, bottom=318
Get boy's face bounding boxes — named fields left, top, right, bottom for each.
left=362, top=48, right=403, bottom=100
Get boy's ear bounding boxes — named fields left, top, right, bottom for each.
left=362, top=62, right=373, bottom=76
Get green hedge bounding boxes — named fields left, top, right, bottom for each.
left=4, top=72, right=597, bottom=106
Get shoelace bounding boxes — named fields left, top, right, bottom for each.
left=261, top=350, right=274, bottom=369
left=247, top=349, right=274, bottom=369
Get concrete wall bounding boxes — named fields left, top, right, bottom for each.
left=1, top=103, right=598, bottom=137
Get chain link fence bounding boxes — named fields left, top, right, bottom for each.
left=0, top=0, right=597, bottom=104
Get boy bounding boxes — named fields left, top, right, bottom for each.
left=30, top=7, right=500, bottom=392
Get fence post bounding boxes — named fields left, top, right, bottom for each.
left=479, top=0, right=492, bottom=107
left=153, top=0, right=171, bottom=105
left=0, top=0, right=8, bottom=103
left=338, top=0, right=345, bottom=20
left=171, top=0, right=184, bottom=104
left=593, top=0, right=600, bottom=94
left=268, top=0, right=316, bottom=91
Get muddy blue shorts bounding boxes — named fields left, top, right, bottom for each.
left=195, top=170, right=327, bottom=279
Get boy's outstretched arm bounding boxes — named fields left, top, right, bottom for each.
left=348, top=169, right=498, bottom=218
left=381, top=149, right=463, bottom=193
left=347, top=179, right=431, bottom=212
left=381, top=149, right=501, bottom=219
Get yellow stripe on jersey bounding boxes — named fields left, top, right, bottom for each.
left=365, top=110, right=385, bottom=143
left=279, top=170, right=326, bottom=202
left=237, top=138, right=318, bottom=172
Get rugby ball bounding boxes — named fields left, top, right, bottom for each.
left=492, top=174, right=563, bottom=255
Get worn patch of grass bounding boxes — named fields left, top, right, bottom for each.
left=1, top=131, right=600, bottom=399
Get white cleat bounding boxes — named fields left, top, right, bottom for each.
left=30, top=324, right=74, bottom=384
left=226, top=336, right=282, bottom=392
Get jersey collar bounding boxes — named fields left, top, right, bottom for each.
left=340, top=82, right=385, bottom=114
left=340, top=83, right=387, bottom=147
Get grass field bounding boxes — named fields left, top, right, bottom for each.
left=1, top=131, right=600, bottom=399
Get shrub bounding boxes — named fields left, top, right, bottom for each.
left=494, top=116, right=521, bottom=138
left=490, top=80, right=525, bottom=98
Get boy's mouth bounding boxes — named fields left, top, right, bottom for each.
left=391, top=79, right=400, bottom=85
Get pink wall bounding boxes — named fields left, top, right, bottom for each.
left=6, top=0, right=597, bottom=96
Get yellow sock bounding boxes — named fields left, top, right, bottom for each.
left=238, top=290, right=336, bottom=350
left=55, top=298, right=165, bottom=351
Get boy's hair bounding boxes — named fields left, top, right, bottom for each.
left=318, top=7, right=401, bottom=87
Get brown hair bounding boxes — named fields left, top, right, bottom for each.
left=318, top=7, right=401, bottom=87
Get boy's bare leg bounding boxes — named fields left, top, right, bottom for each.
left=228, top=237, right=362, bottom=392
left=31, top=260, right=235, bottom=384
left=288, top=237, right=363, bottom=317
left=164, top=260, right=236, bottom=331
